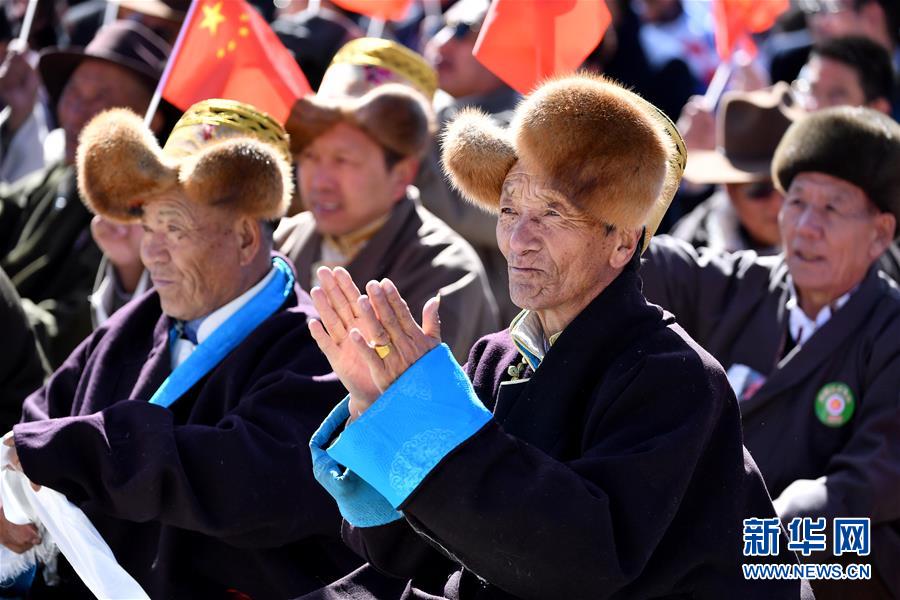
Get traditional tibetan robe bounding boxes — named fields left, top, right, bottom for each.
left=12, top=264, right=361, bottom=598
left=642, top=234, right=900, bottom=599
left=306, top=257, right=813, bottom=600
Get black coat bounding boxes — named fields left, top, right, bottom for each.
left=0, top=265, right=47, bottom=433
left=304, top=261, right=812, bottom=599
left=13, top=278, right=361, bottom=598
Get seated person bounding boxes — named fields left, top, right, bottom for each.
left=303, top=74, right=812, bottom=599
left=642, top=106, right=900, bottom=599
left=0, top=21, right=175, bottom=367
left=0, top=99, right=360, bottom=598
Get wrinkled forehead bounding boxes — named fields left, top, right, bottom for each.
left=500, top=161, right=570, bottom=207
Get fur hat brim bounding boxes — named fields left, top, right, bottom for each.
left=77, top=108, right=293, bottom=223
left=286, top=83, right=436, bottom=158
left=442, top=73, right=686, bottom=239
left=773, top=106, right=900, bottom=228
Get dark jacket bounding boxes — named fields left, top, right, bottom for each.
left=0, top=161, right=101, bottom=367
left=13, top=278, right=361, bottom=598
left=276, top=193, right=499, bottom=362
left=642, top=235, right=900, bottom=599
left=303, top=258, right=811, bottom=599
left=0, top=265, right=47, bottom=433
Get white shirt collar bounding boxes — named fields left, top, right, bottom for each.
left=785, top=280, right=854, bottom=346
left=509, top=310, right=561, bottom=370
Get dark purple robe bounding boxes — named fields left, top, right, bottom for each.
left=12, top=279, right=361, bottom=598
left=302, top=259, right=813, bottom=599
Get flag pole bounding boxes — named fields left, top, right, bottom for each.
left=144, top=0, right=201, bottom=127
left=15, top=0, right=39, bottom=47
left=367, top=18, right=385, bottom=38
left=103, top=0, right=119, bottom=25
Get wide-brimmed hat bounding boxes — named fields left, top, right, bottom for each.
left=39, top=20, right=170, bottom=107
left=76, top=99, right=293, bottom=224
left=117, top=0, right=189, bottom=21
left=442, top=73, right=686, bottom=245
left=773, top=106, right=900, bottom=229
left=684, top=82, right=801, bottom=185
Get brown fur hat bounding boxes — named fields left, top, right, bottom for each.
left=77, top=100, right=293, bottom=223
left=773, top=106, right=900, bottom=226
left=442, top=73, right=686, bottom=235
left=288, top=83, right=436, bottom=157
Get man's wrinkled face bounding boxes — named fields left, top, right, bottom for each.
left=780, top=172, right=894, bottom=304
left=57, top=59, right=153, bottom=164
left=497, top=162, right=616, bottom=322
left=140, top=193, right=246, bottom=320
left=298, top=122, right=406, bottom=236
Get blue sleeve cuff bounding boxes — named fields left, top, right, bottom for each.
left=309, top=397, right=402, bottom=527
left=327, top=344, right=492, bottom=508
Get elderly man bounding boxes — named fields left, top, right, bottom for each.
left=0, top=21, right=175, bottom=367
left=642, top=107, right=900, bottom=599
left=303, top=74, right=812, bottom=599
left=0, top=100, right=359, bottom=598
left=278, top=38, right=498, bottom=362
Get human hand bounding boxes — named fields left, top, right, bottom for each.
left=0, top=43, right=39, bottom=136
left=308, top=267, right=384, bottom=413
left=90, top=216, right=145, bottom=293
left=676, top=95, right=716, bottom=152
left=347, top=279, right=441, bottom=403
left=0, top=506, right=40, bottom=554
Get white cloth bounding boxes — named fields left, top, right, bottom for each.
left=170, top=266, right=278, bottom=369
left=0, top=432, right=149, bottom=599
left=785, top=282, right=853, bottom=346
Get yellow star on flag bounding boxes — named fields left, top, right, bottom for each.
left=200, top=2, right=226, bottom=36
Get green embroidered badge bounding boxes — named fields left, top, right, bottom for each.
left=815, top=382, right=856, bottom=427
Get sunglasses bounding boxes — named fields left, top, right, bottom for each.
left=743, top=182, right=779, bottom=201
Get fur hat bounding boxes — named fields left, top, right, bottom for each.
left=442, top=73, right=686, bottom=241
left=772, top=106, right=900, bottom=224
left=77, top=98, right=293, bottom=223
left=288, top=82, right=436, bottom=158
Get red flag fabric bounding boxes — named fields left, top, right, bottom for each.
left=330, top=0, right=412, bottom=21
left=162, top=0, right=311, bottom=124
left=713, top=0, right=789, bottom=60
left=472, top=0, right=610, bottom=95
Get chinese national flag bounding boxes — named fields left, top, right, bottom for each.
left=330, top=0, right=412, bottom=21
left=713, top=0, right=789, bottom=60
left=473, top=0, right=610, bottom=95
left=162, top=0, right=311, bottom=124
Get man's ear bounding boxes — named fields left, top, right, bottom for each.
left=869, top=212, right=896, bottom=261
left=236, top=215, right=262, bottom=266
left=608, top=227, right=641, bottom=270
left=389, top=156, right=419, bottom=200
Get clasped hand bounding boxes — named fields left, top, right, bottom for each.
left=307, top=267, right=441, bottom=419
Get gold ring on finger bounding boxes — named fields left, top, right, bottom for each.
left=374, top=343, right=392, bottom=359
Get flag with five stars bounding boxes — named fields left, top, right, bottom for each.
left=161, top=0, right=311, bottom=124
